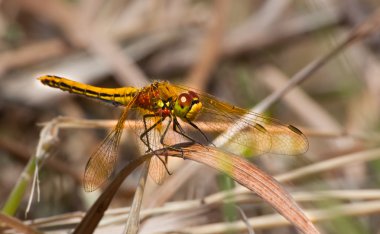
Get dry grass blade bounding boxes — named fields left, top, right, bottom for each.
left=0, top=39, right=68, bottom=77
left=0, top=212, right=41, bottom=234
left=73, top=144, right=188, bottom=234
left=180, top=144, right=318, bottom=234
left=73, top=153, right=153, bottom=234
left=276, top=148, right=380, bottom=183
left=74, top=143, right=317, bottom=234
left=139, top=206, right=213, bottom=234
left=124, top=161, right=150, bottom=234
left=205, top=148, right=380, bottom=207
left=180, top=199, right=380, bottom=234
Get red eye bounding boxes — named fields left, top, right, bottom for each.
left=188, top=91, right=199, bottom=99
left=178, top=93, right=191, bottom=107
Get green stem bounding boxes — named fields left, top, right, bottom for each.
left=2, top=157, right=36, bottom=215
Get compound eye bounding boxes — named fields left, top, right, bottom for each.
left=178, top=93, right=191, bottom=108
left=188, top=91, right=199, bottom=100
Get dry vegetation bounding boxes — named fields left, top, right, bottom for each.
left=1, top=0, right=380, bottom=233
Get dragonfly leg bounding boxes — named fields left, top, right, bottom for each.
left=140, top=114, right=164, bottom=152
left=170, top=117, right=201, bottom=159
left=141, top=115, right=175, bottom=176
left=159, top=115, right=172, bottom=146
left=173, top=117, right=199, bottom=144
left=141, top=114, right=155, bottom=151
left=155, top=154, right=172, bottom=176
left=153, top=116, right=186, bottom=159
left=185, top=118, right=214, bottom=146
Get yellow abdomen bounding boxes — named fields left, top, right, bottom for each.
left=38, top=75, right=138, bottom=106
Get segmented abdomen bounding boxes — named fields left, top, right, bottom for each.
left=38, top=75, right=138, bottom=106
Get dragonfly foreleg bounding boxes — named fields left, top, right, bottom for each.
left=185, top=118, right=214, bottom=146
left=173, top=117, right=200, bottom=145
left=141, top=114, right=164, bottom=152
left=155, top=154, right=172, bottom=176
left=159, top=115, right=172, bottom=146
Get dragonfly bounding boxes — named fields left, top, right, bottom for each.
left=38, top=75, right=308, bottom=192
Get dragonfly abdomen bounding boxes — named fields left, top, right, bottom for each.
left=38, top=75, right=138, bottom=106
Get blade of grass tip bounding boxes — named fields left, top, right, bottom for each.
left=73, top=144, right=187, bottom=234
left=0, top=212, right=41, bottom=234
left=123, top=159, right=150, bottom=234
left=2, top=118, right=59, bottom=217
left=26, top=119, right=59, bottom=217
left=178, top=144, right=319, bottom=234
left=25, top=159, right=39, bottom=217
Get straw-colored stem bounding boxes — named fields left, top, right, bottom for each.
left=124, top=159, right=150, bottom=234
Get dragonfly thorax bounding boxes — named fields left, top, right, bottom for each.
left=136, top=82, right=202, bottom=121
left=155, top=98, right=173, bottom=117
left=135, top=85, right=174, bottom=118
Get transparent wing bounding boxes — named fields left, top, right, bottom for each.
left=149, top=156, right=168, bottom=184
left=145, top=116, right=169, bottom=184
left=83, top=97, right=136, bottom=192
left=171, top=84, right=308, bottom=156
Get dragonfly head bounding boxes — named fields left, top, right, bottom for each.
left=173, top=91, right=202, bottom=120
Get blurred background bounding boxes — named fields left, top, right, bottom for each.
left=1, top=0, right=380, bottom=233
